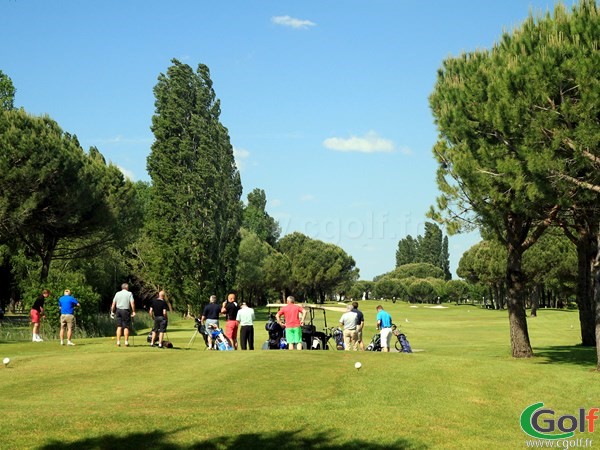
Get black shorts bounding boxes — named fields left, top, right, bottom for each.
left=116, top=309, right=131, bottom=328
left=153, top=316, right=167, bottom=333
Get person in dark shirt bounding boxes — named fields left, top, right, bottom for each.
left=201, top=295, right=221, bottom=349
left=352, top=301, right=365, bottom=351
left=30, top=289, right=50, bottom=342
left=149, top=291, right=169, bottom=348
left=221, top=293, right=239, bottom=350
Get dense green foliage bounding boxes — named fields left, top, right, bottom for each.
left=0, top=70, right=15, bottom=110
left=146, top=59, right=243, bottom=312
left=395, top=222, right=451, bottom=280
left=242, top=188, right=280, bottom=247
left=429, top=0, right=600, bottom=358
left=278, top=232, right=358, bottom=302
left=458, top=234, right=577, bottom=312
left=0, top=110, right=140, bottom=283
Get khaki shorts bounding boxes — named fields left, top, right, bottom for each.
left=60, top=314, right=76, bottom=331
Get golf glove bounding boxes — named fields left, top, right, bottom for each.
left=110, top=312, right=115, bottom=319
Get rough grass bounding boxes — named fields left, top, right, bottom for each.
left=0, top=302, right=596, bottom=449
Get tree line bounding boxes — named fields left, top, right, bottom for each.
left=428, top=0, right=600, bottom=367
left=0, top=63, right=358, bottom=327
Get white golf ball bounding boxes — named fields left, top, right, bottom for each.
left=355, top=361, right=362, bottom=369
left=3, top=357, right=10, bottom=366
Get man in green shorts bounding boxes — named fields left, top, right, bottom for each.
left=276, top=296, right=306, bottom=350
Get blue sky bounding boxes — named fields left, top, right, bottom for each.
left=1, top=0, right=560, bottom=280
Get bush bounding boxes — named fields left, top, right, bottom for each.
left=21, top=272, right=101, bottom=335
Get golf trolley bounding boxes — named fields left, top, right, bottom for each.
left=187, top=317, right=233, bottom=351
left=366, top=324, right=413, bottom=353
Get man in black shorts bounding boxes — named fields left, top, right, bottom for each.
left=352, top=301, right=365, bottom=351
left=149, top=291, right=168, bottom=348
left=111, top=283, right=136, bottom=347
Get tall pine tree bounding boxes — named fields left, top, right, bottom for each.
left=147, top=59, right=242, bottom=311
left=396, top=223, right=451, bottom=279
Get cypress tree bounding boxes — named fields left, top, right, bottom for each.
left=147, top=59, right=242, bottom=311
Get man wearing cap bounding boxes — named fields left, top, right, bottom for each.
left=376, top=305, right=393, bottom=352
left=236, top=302, right=255, bottom=350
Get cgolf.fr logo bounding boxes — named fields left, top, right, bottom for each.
left=520, top=402, right=599, bottom=440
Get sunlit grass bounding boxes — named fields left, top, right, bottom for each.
left=0, top=302, right=596, bottom=449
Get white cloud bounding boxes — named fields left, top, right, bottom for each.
left=272, top=15, right=316, bottom=30
left=117, top=166, right=136, bottom=181
left=300, top=194, right=315, bottom=202
left=233, top=146, right=250, bottom=171
left=323, top=131, right=396, bottom=153
left=270, top=199, right=282, bottom=207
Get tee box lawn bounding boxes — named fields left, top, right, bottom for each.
left=0, top=302, right=596, bottom=449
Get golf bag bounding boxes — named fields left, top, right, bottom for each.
left=263, top=313, right=285, bottom=350
left=332, top=327, right=344, bottom=350
left=193, top=317, right=210, bottom=347
left=366, top=333, right=381, bottom=352
left=147, top=331, right=174, bottom=348
left=208, top=324, right=233, bottom=351
left=396, top=331, right=413, bottom=353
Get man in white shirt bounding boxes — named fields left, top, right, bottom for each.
left=236, top=302, right=255, bottom=350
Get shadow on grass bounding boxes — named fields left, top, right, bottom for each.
left=535, top=345, right=597, bottom=368
left=38, top=428, right=427, bottom=450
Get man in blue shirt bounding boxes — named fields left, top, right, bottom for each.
left=58, top=289, right=80, bottom=346
left=376, top=305, right=393, bottom=353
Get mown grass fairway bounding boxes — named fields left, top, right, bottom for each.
left=0, top=302, right=596, bottom=449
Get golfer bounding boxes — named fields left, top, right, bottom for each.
left=339, top=304, right=358, bottom=351
left=221, top=293, right=239, bottom=350
left=149, top=291, right=168, bottom=348
left=276, top=296, right=306, bottom=351
left=352, top=301, right=365, bottom=351
left=111, top=283, right=136, bottom=347
left=376, top=305, right=393, bottom=352
left=30, top=289, right=50, bottom=342
left=58, top=289, right=80, bottom=346
left=201, top=295, right=221, bottom=349
left=236, top=302, right=255, bottom=350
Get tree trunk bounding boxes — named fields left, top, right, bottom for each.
left=506, top=218, right=534, bottom=358
left=39, top=235, right=58, bottom=282
left=530, top=285, right=540, bottom=317
left=575, top=226, right=598, bottom=346
left=594, top=240, right=600, bottom=371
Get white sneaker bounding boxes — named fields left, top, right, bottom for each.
left=60, top=341, right=64, bottom=346
left=36, top=335, right=43, bottom=342
left=67, top=341, right=75, bottom=346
